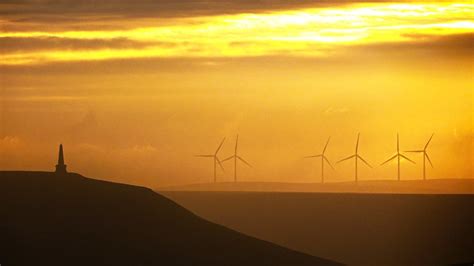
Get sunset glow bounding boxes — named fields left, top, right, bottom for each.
left=1, top=2, right=473, bottom=65
left=1, top=1, right=472, bottom=187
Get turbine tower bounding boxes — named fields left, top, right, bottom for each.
left=380, top=133, right=415, bottom=181
left=304, top=137, right=334, bottom=183
left=405, top=134, right=434, bottom=180
left=222, top=135, right=252, bottom=182
left=195, top=138, right=226, bottom=183
left=337, top=133, right=372, bottom=183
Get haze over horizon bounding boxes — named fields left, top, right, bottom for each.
left=1, top=0, right=473, bottom=187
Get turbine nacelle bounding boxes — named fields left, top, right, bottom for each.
left=380, top=133, right=415, bottom=181
left=336, top=133, right=371, bottom=182
left=404, top=133, right=434, bottom=180
left=304, top=137, right=334, bottom=183
left=195, top=137, right=226, bottom=182
left=222, top=135, right=252, bottom=182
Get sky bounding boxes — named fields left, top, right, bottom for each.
left=0, top=0, right=473, bottom=187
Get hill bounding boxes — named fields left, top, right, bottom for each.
left=158, top=179, right=474, bottom=194
left=0, top=171, right=339, bottom=266
left=163, top=191, right=474, bottom=265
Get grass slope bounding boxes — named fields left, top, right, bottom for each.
left=163, top=191, right=474, bottom=265
left=0, top=171, right=339, bottom=266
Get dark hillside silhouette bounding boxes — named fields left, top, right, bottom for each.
left=0, top=171, right=340, bottom=266
left=163, top=191, right=474, bottom=265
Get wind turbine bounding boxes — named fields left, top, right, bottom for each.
left=195, top=138, right=226, bottom=183
left=337, top=133, right=372, bottom=183
left=222, top=135, right=252, bottom=182
left=304, top=137, right=334, bottom=183
left=405, top=134, right=434, bottom=180
left=380, top=133, right=415, bottom=181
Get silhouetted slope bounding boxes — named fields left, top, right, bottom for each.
left=0, top=171, right=339, bottom=266
left=162, top=191, right=474, bottom=265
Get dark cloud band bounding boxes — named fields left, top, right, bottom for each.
left=1, top=33, right=472, bottom=73
left=0, top=37, right=162, bottom=52
left=0, top=0, right=418, bottom=23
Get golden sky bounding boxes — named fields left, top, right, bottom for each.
left=1, top=1, right=473, bottom=64
left=1, top=0, right=473, bottom=187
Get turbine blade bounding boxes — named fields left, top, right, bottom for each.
left=425, top=153, right=434, bottom=168
left=215, top=137, right=226, bottom=155
left=425, top=133, right=434, bottom=150
left=400, top=154, right=416, bottom=164
left=195, top=154, right=214, bottom=157
left=404, top=150, right=424, bottom=153
left=304, top=154, right=322, bottom=158
left=380, top=154, right=397, bottom=166
left=397, top=133, right=400, bottom=153
left=323, top=156, right=334, bottom=170
left=235, top=134, right=239, bottom=153
left=217, top=158, right=225, bottom=172
left=337, top=154, right=356, bottom=164
left=355, top=133, right=360, bottom=153
left=323, top=137, right=331, bottom=154
left=358, top=155, right=372, bottom=168
left=238, top=156, right=252, bottom=167
left=221, top=155, right=234, bottom=163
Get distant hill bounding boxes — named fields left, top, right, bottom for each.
left=163, top=191, right=474, bottom=265
left=157, top=179, right=474, bottom=194
left=0, top=171, right=339, bottom=266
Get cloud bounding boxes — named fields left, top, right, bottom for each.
left=130, top=145, right=157, bottom=153
left=3, top=1, right=461, bottom=34
left=1, top=0, right=472, bottom=72
left=3, top=96, right=87, bottom=102
left=1, top=2, right=472, bottom=66
left=0, top=37, right=160, bottom=53
left=324, top=106, right=350, bottom=115
left=0, top=136, right=27, bottom=164
left=1, top=32, right=472, bottom=75
left=74, top=142, right=107, bottom=155
left=352, top=33, right=474, bottom=55
left=0, top=136, right=23, bottom=149
left=0, top=0, right=401, bottom=23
